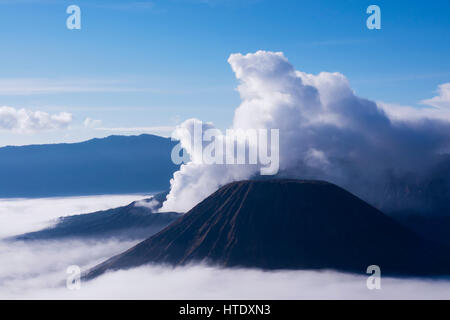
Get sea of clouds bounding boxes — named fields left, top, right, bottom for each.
left=0, top=194, right=150, bottom=238
left=0, top=194, right=146, bottom=299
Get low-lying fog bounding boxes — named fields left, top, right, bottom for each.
left=0, top=194, right=150, bottom=238
left=1, top=195, right=450, bottom=299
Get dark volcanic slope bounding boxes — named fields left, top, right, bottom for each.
left=86, top=180, right=450, bottom=279
left=13, top=194, right=181, bottom=241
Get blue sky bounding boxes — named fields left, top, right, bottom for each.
left=0, top=0, right=449, bottom=146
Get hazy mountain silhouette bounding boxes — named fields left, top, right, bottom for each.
left=374, top=154, right=450, bottom=216
left=0, top=134, right=179, bottom=197
left=85, top=179, right=450, bottom=279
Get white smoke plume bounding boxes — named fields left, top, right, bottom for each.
left=161, top=50, right=450, bottom=213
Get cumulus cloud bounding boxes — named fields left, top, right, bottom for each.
left=0, top=106, right=72, bottom=133
left=161, top=51, right=450, bottom=213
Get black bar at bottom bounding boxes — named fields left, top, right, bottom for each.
left=1, top=300, right=449, bottom=318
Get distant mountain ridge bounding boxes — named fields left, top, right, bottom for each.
left=85, top=179, right=450, bottom=279
left=0, top=134, right=179, bottom=197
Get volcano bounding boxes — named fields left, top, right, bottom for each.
left=12, top=193, right=180, bottom=241
left=85, top=179, right=450, bottom=279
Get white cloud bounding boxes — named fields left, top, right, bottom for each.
left=134, top=198, right=159, bottom=211
left=70, top=265, right=450, bottom=300
left=378, top=82, right=450, bottom=123
left=0, top=194, right=148, bottom=299
left=161, top=51, right=450, bottom=213
left=83, top=117, right=103, bottom=128
left=0, top=78, right=147, bottom=95
left=377, top=101, right=450, bottom=123
left=0, top=106, right=72, bottom=133
left=1, top=191, right=449, bottom=300
left=0, top=239, right=139, bottom=299
left=2, top=261, right=450, bottom=299
left=422, top=82, right=450, bottom=109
